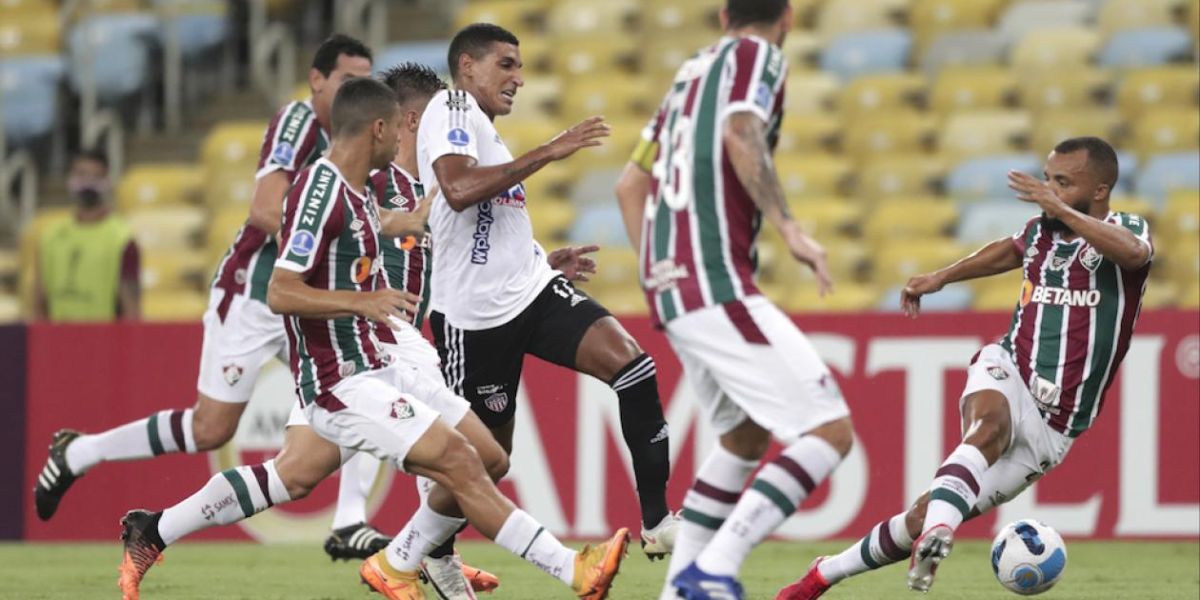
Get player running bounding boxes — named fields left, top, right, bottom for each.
left=613, top=1, right=856, bottom=598
left=116, top=77, right=630, bottom=600
left=417, top=22, right=678, bottom=561
left=30, top=34, right=399, bottom=561
left=777, top=137, right=1152, bottom=598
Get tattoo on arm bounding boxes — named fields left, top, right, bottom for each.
left=733, top=118, right=791, bottom=222
left=502, top=156, right=549, bottom=180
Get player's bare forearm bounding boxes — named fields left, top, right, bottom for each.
left=615, top=162, right=651, bottom=248
left=248, top=171, right=291, bottom=236
left=267, top=268, right=359, bottom=319
left=379, top=209, right=426, bottom=239
left=934, top=238, right=1024, bottom=286
left=1056, top=209, right=1150, bottom=270
left=724, top=112, right=792, bottom=231
left=435, top=148, right=552, bottom=212
left=118, top=281, right=141, bottom=320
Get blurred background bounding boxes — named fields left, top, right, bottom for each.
left=1, top=0, right=1198, bottom=324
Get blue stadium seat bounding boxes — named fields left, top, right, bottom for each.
left=957, top=200, right=1038, bottom=245
left=820, top=29, right=912, bottom=80
left=0, top=55, right=63, bottom=142
left=375, top=40, right=451, bottom=77
left=996, top=1, right=1093, bottom=44
left=945, top=153, right=1041, bottom=200
left=1135, top=151, right=1200, bottom=207
left=1114, top=150, right=1138, bottom=194
left=1097, top=27, right=1193, bottom=68
left=920, top=29, right=1006, bottom=75
left=67, top=14, right=157, bottom=101
left=876, top=284, right=973, bottom=312
left=568, top=203, right=628, bottom=247
left=153, top=0, right=227, bottom=59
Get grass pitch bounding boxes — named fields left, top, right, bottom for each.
left=2, top=540, right=1196, bottom=599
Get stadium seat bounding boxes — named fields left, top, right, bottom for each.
left=776, top=154, right=853, bottom=198
left=945, top=152, right=1041, bottom=199
left=643, top=0, right=719, bottom=32
left=872, top=239, right=966, bottom=286
left=815, top=0, right=909, bottom=41
left=206, top=205, right=248, bottom=258
left=454, top=0, right=550, bottom=31
left=784, top=70, right=840, bottom=114
left=524, top=160, right=576, bottom=204
left=1139, top=280, right=1179, bottom=309
left=0, top=293, right=20, bottom=323
left=529, top=198, right=576, bottom=243
left=929, top=66, right=1019, bottom=115
left=1097, top=27, right=1194, bottom=68
left=1010, top=27, right=1101, bottom=71
left=842, top=111, right=936, bottom=160
left=1131, top=108, right=1200, bottom=157
left=507, top=77, right=560, bottom=121
left=0, top=56, right=64, bottom=143
left=1108, top=195, right=1156, bottom=219
left=1158, top=189, right=1200, bottom=246
left=116, top=164, right=204, bottom=211
left=67, top=14, right=158, bottom=101
left=920, top=29, right=1006, bottom=75
left=1163, top=237, right=1200, bottom=287
left=972, top=280, right=1023, bottom=311
left=493, top=118, right=561, bottom=156
left=1018, top=68, right=1113, bottom=114
left=1191, top=0, right=1200, bottom=40
left=1030, top=109, right=1125, bottom=157
left=155, top=0, right=228, bottom=60
left=837, top=73, right=925, bottom=117
left=143, top=289, right=208, bottom=322
left=140, top=251, right=209, bottom=293
left=760, top=236, right=870, bottom=286
left=819, top=29, right=912, bottom=81
left=587, top=285, right=648, bottom=316
left=577, top=246, right=639, bottom=291
left=937, top=110, right=1032, bottom=158
left=375, top=41, right=450, bottom=77
left=777, top=282, right=879, bottom=313
left=997, top=0, right=1093, bottom=43
left=201, top=121, right=267, bottom=175
left=777, top=114, right=842, bottom=155
left=550, top=35, right=637, bottom=77
left=876, top=283, right=973, bottom=312
left=1097, top=0, right=1189, bottom=34
left=863, top=197, right=959, bottom=242
left=567, top=203, right=627, bottom=247
left=643, top=32, right=718, bottom=76
left=1179, top=281, right=1200, bottom=309
left=125, top=206, right=207, bottom=252
left=1116, top=66, right=1200, bottom=120
left=780, top=32, right=822, bottom=69
left=1135, top=151, right=1200, bottom=206
left=204, top=173, right=256, bottom=209
left=956, top=200, right=1038, bottom=245
left=0, top=7, right=59, bottom=55
left=546, top=0, right=637, bottom=36
left=856, top=155, right=948, bottom=200
left=582, top=118, right=643, bottom=166
left=789, top=197, right=865, bottom=240
left=910, top=0, right=1007, bottom=51
left=561, top=77, right=652, bottom=123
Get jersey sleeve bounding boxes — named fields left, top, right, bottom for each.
left=1116, top=211, right=1154, bottom=263
left=630, top=94, right=669, bottom=173
left=420, top=90, right=481, bottom=166
left=1010, top=216, right=1040, bottom=254
left=275, top=164, right=344, bottom=276
left=720, top=37, right=788, bottom=125
left=256, top=101, right=318, bottom=182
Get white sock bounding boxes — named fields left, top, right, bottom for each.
left=922, top=444, right=989, bottom=533
left=66, top=409, right=195, bottom=474
left=384, top=503, right=466, bottom=572
left=818, top=512, right=913, bottom=584
left=416, top=475, right=435, bottom=505
left=331, top=452, right=379, bottom=530
left=697, top=435, right=843, bottom=577
left=158, top=459, right=290, bottom=545
left=494, top=509, right=576, bottom=586
left=660, top=444, right=759, bottom=599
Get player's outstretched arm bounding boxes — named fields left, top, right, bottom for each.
left=615, top=161, right=651, bottom=248
left=901, top=237, right=1024, bottom=317
left=435, top=116, right=610, bottom=212
left=267, top=267, right=419, bottom=325
left=248, top=170, right=292, bottom=236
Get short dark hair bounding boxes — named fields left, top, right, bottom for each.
left=726, top=0, right=790, bottom=28
left=1054, top=136, right=1119, bottom=188
left=74, top=148, right=108, bottom=171
left=331, top=77, right=398, bottom=137
left=447, top=23, right=519, bottom=79
left=378, top=62, right=447, bottom=108
left=312, top=33, right=372, bottom=77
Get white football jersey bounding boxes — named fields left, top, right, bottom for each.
left=418, top=89, right=558, bottom=330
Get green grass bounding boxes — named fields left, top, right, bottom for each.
left=2, top=540, right=1196, bottom=599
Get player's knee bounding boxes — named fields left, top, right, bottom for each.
left=813, top=417, right=854, bottom=457
left=720, top=419, right=771, bottom=461
left=964, top=416, right=1009, bottom=459
left=441, top=433, right=487, bottom=487
left=480, top=446, right=509, bottom=482
left=192, top=414, right=237, bottom=451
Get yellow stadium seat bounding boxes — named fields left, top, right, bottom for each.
left=776, top=154, right=853, bottom=198
left=1010, top=27, right=1101, bottom=71
left=863, top=197, right=959, bottom=242
left=776, top=114, right=842, bottom=155
left=781, top=32, right=822, bottom=69
left=643, top=32, right=715, bottom=76
left=581, top=246, right=640, bottom=290
left=843, top=111, right=936, bottom=160
left=930, top=66, right=1018, bottom=115
left=792, top=0, right=826, bottom=27
left=116, top=164, right=204, bottom=211
left=1163, top=237, right=1200, bottom=287
left=910, top=0, right=1007, bottom=51
left=1180, top=281, right=1200, bottom=308
left=206, top=205, right=248, bottom=264
left=587, top=285, right=649, bottom=316
left=561, top=77, right=653, bottom=123
left=1140, top=280, right=1178, bottom=309
left=1018, top=68, right=1113, bottom=114
left=550, top=35, right=637, bottom=77
left=1097, top=0, right=1187, bottom=34
left=779, top=282, right=880, bottom=313
left=0, top=247, right=17, bottom=281
left=872, top=239, right=965, bottom=286
left=494, top=118, right=561, bottom=156
left=0, top=8, right=59, bottom=54
left=204, top=173, right=257, bottom=209
left=969, top=268, right=1024, bottom=310
left=790, top=197, right=865, bottom=239
left=1159, top=190, right=1200, bottom=246
left=938, top=110, right=1031, bottom=158
left=1131, top=108, right=1200, bottom=157
left=455, top=0, right=550, bottom=31
left=523, top=161, right=576, bottom=203
left=201, top=121, right=269, bottom=175
left=529, top=198, right=575, bottom=243
left=290, top=81, right=309, bottom=102
left=546, top=0, right=637, bottom=36
left=126, top=206, right=208, bottom=252
left=816, top=0, right=909, bottom=40
left=0, top=0, right=55, bottom=13
left=143, top=290, right=208, bottom=322
left=1031, top=109, right=1125, bottom=157
left=140, top=251, right=209, bottom=293
left=507, top=77, right=560, bottom=120
left=1191, top=0, right=1200, bottom=41
left=643, top=0, right=719, bottom=32
left=784, top=70, right=840, bottom=114
left=837, top=73, right=925, bottom=117
left=759, top=233, right=869, bottom=285
left=589, top=118, right=644, bottom=167
left=1109, top=196, right=1156, bottom=220
left=1117, top=66, right=1200, bottom=120
left=0, top=293, right=20, bottom=323
left=856, top=155, right=948, bottom=200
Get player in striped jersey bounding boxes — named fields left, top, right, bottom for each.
left=31, top=35, right=397, bottom=561
left=779, top=138, right=1151, bottom=599
left=615, top=2, right=855, bottom=599
left=117, top=78, right=630, bottom=600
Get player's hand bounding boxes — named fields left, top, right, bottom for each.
left=548, top=244, right=599, bottom=282
left=1008, top=171, right=1066, bottom=216
left=900, top=273, right=945, bottom=319
left=412, top=184, right=438, bottom=224
left=356, top=289, right=420, bottom=326
left=782, top=221, right=834, bottom=296
left=543, top=116, right=610, bottom=161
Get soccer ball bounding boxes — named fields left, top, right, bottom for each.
left=990, top=520, right=1068, bottom=595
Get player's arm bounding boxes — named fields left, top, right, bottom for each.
left=901, top=237, right=1023, bottom=317
left=435, top=117, right=610, bottom=212
left=378, top=185, right=437, bottom=238
left=723, top=111, right=833, bottom=294
left=247, top=170, right=291, bottom=236
left=615, top=161, right=652, bottom=249
left=116, top=240, right=141, bottom=320
left=267, top=267, right=418, bottom=323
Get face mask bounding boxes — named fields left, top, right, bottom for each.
left=68, top=177, right=110, bottom=208
left=74, top=187, right=104, bottom=208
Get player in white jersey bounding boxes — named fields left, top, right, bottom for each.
left=417, top=23, right=679, bottom=560
left=615, top=2, right=855, bottom=598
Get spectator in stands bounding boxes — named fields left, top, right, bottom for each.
left=33, top=150, right=140, bottom=321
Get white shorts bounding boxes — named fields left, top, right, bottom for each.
left=665, top=295, right=851, bottom=440
left=197, top=290, right=287, bottom=403
left=962, top=344, right=1075, bottom=512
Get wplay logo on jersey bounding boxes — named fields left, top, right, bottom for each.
left=448, top=128, right=471, bottom=147
left=290, top=230, right=315, bottom=257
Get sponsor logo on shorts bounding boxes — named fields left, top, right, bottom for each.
left=988, top=366, right=1009, bottom=380
left=289, top=230, right=315, bottom=257
left=389, top=397, right=415, bottom=420
left=339, top=361, right=357, bottom=378
left=448, top=128, right=470, bottom=147
left=223, top=364, right=244, bottom=386
left=484, top=393, right=509, bottom=413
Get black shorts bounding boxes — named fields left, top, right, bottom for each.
left=429, top=275, right=611, bottom=428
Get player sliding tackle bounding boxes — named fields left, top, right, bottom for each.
left=778, top=137, right=1152, bottom=599
left=116, top=77, right=629, bottom=600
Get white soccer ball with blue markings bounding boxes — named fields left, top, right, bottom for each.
left=991, top=520, right=1068, bottom=595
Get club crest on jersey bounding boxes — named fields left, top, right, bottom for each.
left=389, top=397, right=415, bottom=420
left=222, top=364, right=243, bottom=386
left=448, top=128, right=470, bottom=147
left=1080, top=246, right=1102, bottom=271
left=289, top=230, right=315, bottom=257
left=272, top=141, right=294, bottom=165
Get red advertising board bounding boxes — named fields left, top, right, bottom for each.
left=22, top=311, right=1200, bottom=542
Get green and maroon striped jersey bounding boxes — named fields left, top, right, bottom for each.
left=369, top=163, right=432, bottom=329
left=998, top=212, right=1153, bottom=438
left=211, top=100, right=330, bottom=314
left=636, top=34, right=787, bottom=327
left=275, top=158, right=392, bottom=409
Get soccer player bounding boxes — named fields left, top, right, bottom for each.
left=777, top=138, right=1152, bottom=598
left=116, top=77, right=631, bottom=600
left=417, top=22, right=678, bottom=560
left=30, top=34, right=396, bottom=560
left=614, top=1, right=856, bottom=598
